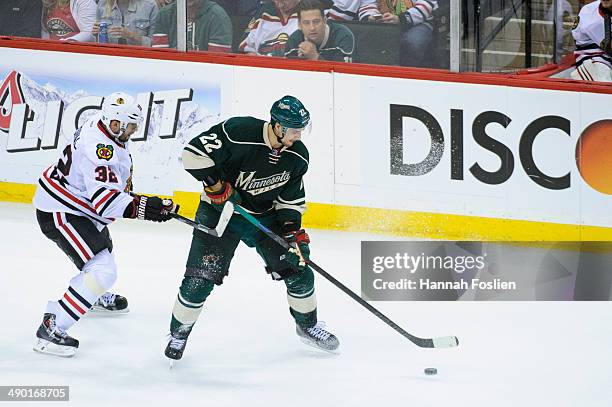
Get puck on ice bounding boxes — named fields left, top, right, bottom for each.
left=424, top=368, right=437, bottom=375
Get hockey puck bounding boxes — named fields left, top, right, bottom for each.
left=424, top=368, right=437, bottom=375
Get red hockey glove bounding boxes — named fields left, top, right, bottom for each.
left=283, top=228, right=311, bottom=271
left=205, top=181, right=241, bottom=210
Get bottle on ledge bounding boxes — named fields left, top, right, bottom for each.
left=98, top=22, right=109, bottom=44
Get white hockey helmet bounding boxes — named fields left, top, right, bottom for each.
left=100, top=92, right=143, bottom=138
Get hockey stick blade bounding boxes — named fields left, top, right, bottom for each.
left=402, top=334, right=459, bottom=348
left=307, top=258, right=459, bottom=349
left=171, top=202, right=234, bottom=237
left=432, top=336, right=459, bottom=348
left=215, top=201, right=234, bottom=236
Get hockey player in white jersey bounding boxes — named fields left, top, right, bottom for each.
left=571, top=0, right=612, bottom=82
left=32, top=92, right=178, bottom=357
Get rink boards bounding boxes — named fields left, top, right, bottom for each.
left=1, top=40, right=612, bottom=239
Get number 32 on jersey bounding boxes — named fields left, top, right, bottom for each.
left=95, top=166, right=118, bottom=183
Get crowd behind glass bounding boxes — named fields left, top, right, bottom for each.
left=0, top=0, right=611, bottom=81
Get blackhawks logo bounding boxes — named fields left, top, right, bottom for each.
left=96, top=143, right=114, bottom=161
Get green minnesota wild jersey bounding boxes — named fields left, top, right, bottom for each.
left=182, top=116, right=309, bottom=224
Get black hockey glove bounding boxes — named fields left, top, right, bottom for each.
left=124, top=195, right=178, bottom=222
left=281, top=222, right=310, bottom=271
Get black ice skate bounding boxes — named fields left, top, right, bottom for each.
left=90, top=292, right=129, bottom=314
left=296, top=321, right=340, bottom=353
left=33, top=313, right=79, bottom=357
left=165, top=334, right=189, bottom=368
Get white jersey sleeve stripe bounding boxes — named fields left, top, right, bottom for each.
left=277, top=195, right=306, bottom=205
left=90, top=187, right=107, bottom=203
left=274, top=202, right=306, bottom=214
left=94, top=190, right=119, bottom=210
left=43, top=167, right=98, bottom=213
left=98, top=192, right=123, bottom=216
left=40, top=168, right=113, bottom=224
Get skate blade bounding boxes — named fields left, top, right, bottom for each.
left=33, top=339, right=77, bottom=358
left=88, top=306, right=130, bottom=315
left=298, top=337, right=340, bottom=355
left=167, top=356, right=182, bottom=369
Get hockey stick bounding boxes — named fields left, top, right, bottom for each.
left=171, top=201, right=234, bottom=237
left=233, top=204, right=459, bottom=349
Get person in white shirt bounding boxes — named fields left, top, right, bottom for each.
left=240, top=0, right=301, bottom=56
left=571, top=0, right=612, bottom=82
left=326, top=0, right=381, bottom=21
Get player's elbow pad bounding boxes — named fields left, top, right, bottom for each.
left=123, top=196, right=140, bottom=219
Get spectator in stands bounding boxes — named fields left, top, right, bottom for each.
left=0, top=0, right=43, bottom=38
left=285, top=0, right=354, bottom=62
left=153, top=0, right=232, bottom=51
left=326, top=0, right=381, bottom=22
left=571, top=0, right=612, bottom=82
left=378, top=0, right=438, bottom=67
left=149, top=0, right=261, bottom=13
left=42, top=0, right=96, bottom=42
left=92, top=0, right=159, bottom=46
left=240, top=0, right=301, bottom=56
left=547, top=0, right=576, bottom=61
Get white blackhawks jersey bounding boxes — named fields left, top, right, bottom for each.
left=33, top=117, right=135, bottom=226
left=239, top=3, right=299, bottom=56
left=404, top=1, right=439, bottom=27
left=572, top=1, right=612, bottom=68
left=327, top=0, right=380, bottom=21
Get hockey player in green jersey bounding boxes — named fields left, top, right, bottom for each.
left=165, top=96, right=339, bottom=361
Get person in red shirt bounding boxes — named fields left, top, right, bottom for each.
left=42, top=0, right=96, bottom=42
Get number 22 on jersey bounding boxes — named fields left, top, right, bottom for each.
left=199, top=133, right=222, bottom=153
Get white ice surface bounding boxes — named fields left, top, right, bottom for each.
left=0, top=202, right=611, bottom=407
